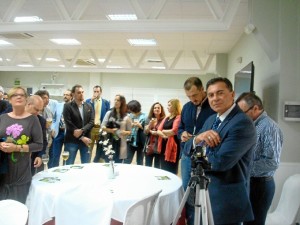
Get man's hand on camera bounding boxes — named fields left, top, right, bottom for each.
left=195, top=130, right=221, bottom=147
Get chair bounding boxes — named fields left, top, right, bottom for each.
left=265, top=174, right=300, bottom=225
left=123, top=189, right=162, bottom=225
left=0, top=200, right=28, bottom=225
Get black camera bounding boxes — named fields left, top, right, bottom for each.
left=191, top=145, right=211, bottom=175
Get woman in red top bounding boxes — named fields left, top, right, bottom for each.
left=157, top=99, right=182, bottom=174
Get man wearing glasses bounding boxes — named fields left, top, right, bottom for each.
left=236, top=92, right=283, bottom=225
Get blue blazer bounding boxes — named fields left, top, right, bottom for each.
left=85, top=97, right=110, bottom=123
left=186, top=105, right=256, bottom=224
left=178, top=98, right=215, bottom=154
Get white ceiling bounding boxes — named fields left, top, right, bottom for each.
left=0, top=0, right=249, bottom=74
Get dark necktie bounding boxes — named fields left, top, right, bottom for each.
left=212, top=117, right=221, bottom=130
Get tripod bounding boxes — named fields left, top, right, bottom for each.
left=172, top=162, right=214, bottom=225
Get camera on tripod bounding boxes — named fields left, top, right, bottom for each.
left=191, top=144, right=211, bottom=174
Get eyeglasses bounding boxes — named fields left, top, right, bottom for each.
left=244, top=105, right=254, bottom=113
left=11, top=93, right=26, bottom=98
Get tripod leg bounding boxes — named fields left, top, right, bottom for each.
left=171, top=186, right=191, bottom=225
left=205, top=191, right=215, bottom=225
left=194, top=184, right=201, bottom=225
left=199, top=189, right=208, bottom=225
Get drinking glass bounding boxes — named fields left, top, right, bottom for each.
left=61, top=151, right=69, bottom=166
left=42, top=154, right=49, bottom=172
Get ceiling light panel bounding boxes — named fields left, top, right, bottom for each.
left=50, top=39, right=81, bottom=45
left=0, top=40, right=13, bottom=45
left=127, top=39, right=157, bottom=46
left=14, top=16, right=43, bottom=22
left=106, top=14, right=137, bottom=20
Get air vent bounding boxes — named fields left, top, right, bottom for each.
left=147, top=59, right=162, bottom=63
left=0, top=33, right=34, bottom=39
left=66, top=59, right=96, bottom=66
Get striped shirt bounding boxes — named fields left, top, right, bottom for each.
left=250, top=111, right=283, bottom=177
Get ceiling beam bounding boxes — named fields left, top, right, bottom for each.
left=2, top=0, right=26, bottom=22
left=148, top=0, right=167, bottom=19
left=71, top=0, right=92, bottom=20
left=0, top=20, right=228, bottom=33
left=205, top=0, right=224, bottom=21
left=52, top=0, right=71, bottom=21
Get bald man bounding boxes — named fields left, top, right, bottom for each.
left=25, top=95, right=47, bottom=174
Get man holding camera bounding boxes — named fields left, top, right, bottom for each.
left=185, top=77, right=256, bottom=225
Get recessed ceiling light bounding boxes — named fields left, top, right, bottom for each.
left=128, top=39, right=157, bottom=46
left=106, top=14, right=137, bottom=21
left=106, top=65, right=123, bottom=69
left=50, top=39, right=81, bottom=45
left=0, top=40, right=12, bottom=45
left=17, top=64, right=34, bottom=67
left=14, top=16, right=43, bottom=23
left=46, top=58, right=59, bottom=62
left=37, top=57, right=59, bottom=62
left=152, top=66, right=166, bottom=69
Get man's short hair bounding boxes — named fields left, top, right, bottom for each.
left=236, top=92, right=264, bottom=110
left=206, top=77, right=233, bottom=92
left=183, top=77, right=203, bottom=91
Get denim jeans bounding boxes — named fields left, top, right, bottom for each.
left=93, top=143, right=105, bottom=162
left=244, top=176, right=275, bottom=225
left=181, top=154, right=194, bottom=225
left=49, top=130, right=65, bottom=168
left=123, top=144, right=144, bottom=165
left=64, top=142, right=89, bottom=165
left=145, top=153, right=160, bottom=168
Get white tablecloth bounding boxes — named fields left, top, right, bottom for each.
left=26, top=163, right=183, bottom=225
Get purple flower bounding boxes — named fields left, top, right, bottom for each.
left=6, top=124, right=23, bottom=139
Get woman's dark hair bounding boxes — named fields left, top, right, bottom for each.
left=147, top=102, right=166, bottom=120
left=111, top=94, right=127, bottom=119
left=127, top=100, right=141, bottom=113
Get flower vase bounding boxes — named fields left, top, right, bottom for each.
left=108, top=160, right=115, bottom=179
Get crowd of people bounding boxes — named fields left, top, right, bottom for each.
left=0, top=76, right=283, bottom=225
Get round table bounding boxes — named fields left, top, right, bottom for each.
left=26, top=163, right=183, bottom=225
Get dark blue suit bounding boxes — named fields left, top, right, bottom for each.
left=185, top=105, right=256, bottom=224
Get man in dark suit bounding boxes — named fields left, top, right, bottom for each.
left=85, top=85, right=110, bottom=162
left=63, top=84, right=94, bottom=164
left=178, top=77, right=215, bottom=225
left=184, top=77, right=256, bottom=225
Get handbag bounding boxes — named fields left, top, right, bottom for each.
left=145, top=135, right=159, bottom=155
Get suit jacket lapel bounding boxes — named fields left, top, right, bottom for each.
left=217, top=105, right=239, bottom=133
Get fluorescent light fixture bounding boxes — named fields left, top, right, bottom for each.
left=59, top=65, right=65, bottom=67
left=50, top=39, right=81, bottom=45
left=14, top=16, right=43, bottom=23
left=128, top=39, right=157, bottom=46
left=106, top=65, right=123, bottom=69
left=0, top=40, right=12, bottom=45
left=0, top=58, right=2, bottom=61
left=98, top=58, right=106, bottom=63
left=45, top=57, right=59, bottom=62
left=152, top=66, right=166, bottom=69
left=37, top=57, right=59, bottom=62
left=107, top=14, right=137, bottom=21
left=17, top=64, right=33, bottom=67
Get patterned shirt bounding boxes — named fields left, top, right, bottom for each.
left=250, top=111, right=283, bottom=177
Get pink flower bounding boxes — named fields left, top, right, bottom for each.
left=6, top=124, right=23, bottom=139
